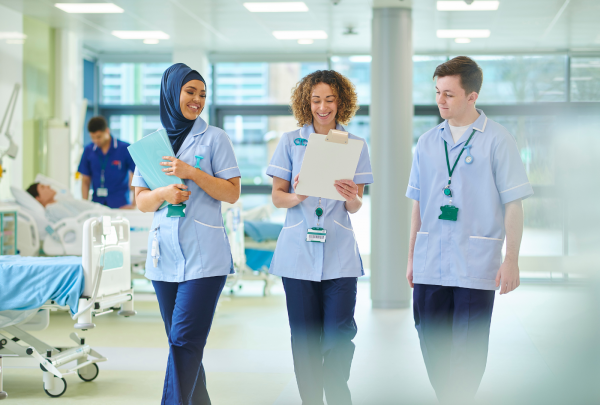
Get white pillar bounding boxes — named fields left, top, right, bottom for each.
left=54, top=29, right=83, bottom=196
left=172, top=49, right=211, bottom=123
left=370, top=1, right=413, bottom=309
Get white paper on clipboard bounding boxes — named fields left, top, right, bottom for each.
left=295, top=130, right=364, bottom=201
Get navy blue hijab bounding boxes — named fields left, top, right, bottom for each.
left=160, top=63, right=206, bottom=155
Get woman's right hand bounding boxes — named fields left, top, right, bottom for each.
left=161, top=184, right=191, bottom=205
left=293, top=174, right=308, bottom=203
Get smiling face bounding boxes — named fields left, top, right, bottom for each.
left=179, top=80, right=207, bottom=120
left=311, top=82, right=338, bottom=130
left=435, top=75, right=478, bottom=122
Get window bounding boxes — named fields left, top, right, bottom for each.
left=570, top=57, right=600, bottom=102
left=101, top=63, right=171, bottom=105
left=330, top=56, right=372, bottom=105
left=214, top=62, right=328, bottom=105
left=471, top=55, right=568, bottom=103
left=414, top=56, right=447, bottom=104
left=109, top=115, right=161, bottom=144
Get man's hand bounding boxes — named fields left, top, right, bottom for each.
left=406, top=260, right=414, bottom=288
left=495, top=258, right=520, bottom=294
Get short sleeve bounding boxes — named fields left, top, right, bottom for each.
left=406, top=141, right=421, bottom=201
left=211, top=132, right=241, bottom=180
left=77, top=149, right=91, bottom=176
left=353, top=140, right=374, bottom=185
left=266, top=135, right=293, bottom=181
left=493, top=132, right=534, bottom=204
left=131, top=166, right=149, bottom=188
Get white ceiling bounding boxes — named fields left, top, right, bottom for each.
left=0, top=0, right=599, bottom=58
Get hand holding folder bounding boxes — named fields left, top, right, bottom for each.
left=127, top=129, right=187, bottom=216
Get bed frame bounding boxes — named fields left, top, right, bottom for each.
left=0, top=215, right=136, bottom=399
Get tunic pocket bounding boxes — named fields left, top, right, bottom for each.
left=272, top=220, right=303, bottom=272
left=194, top=220, right=232, bottom=272
left=466, top=236, right=503, bottom=280
left=413, top=232, right=429, bottom=274
left=334, top=220, right=361, bottom=271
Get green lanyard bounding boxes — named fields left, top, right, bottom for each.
left=443, top=129, right=476, bottom=197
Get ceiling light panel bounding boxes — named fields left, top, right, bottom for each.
left=437, top=1, right=499, bottom=11
left=244, top=2, right=308, bottom=12
left=273, top=30, right=327, bottom=40
left=55, top=3, right=124, bottom=13
left=0, top=32, right=27, bottom=40
left=112, top=31, right=170, bottom=40
left=437, top=29, right=490, bottom=38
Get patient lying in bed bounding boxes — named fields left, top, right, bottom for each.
left=26, top=183, right=108, bottom=224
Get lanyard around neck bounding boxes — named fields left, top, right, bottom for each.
left=444, top=129, right=476, bottom=184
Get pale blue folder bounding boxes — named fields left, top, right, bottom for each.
left=127, top=129, right=184, bottom=210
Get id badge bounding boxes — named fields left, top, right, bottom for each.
left=438, top=205, right=459, bottom=221
left=96, top=187, right=108, bottom=197
left=167, top=203, right=186, bottom=218
left=306, top=227, right=327, bottom=243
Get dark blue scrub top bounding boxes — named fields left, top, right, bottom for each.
left=77, top=137, right=136, bottom=208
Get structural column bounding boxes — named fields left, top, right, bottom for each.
left=370, top=1, right=413, bottom=308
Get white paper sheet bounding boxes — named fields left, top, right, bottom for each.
left=295, top=132, right=364, bottom=201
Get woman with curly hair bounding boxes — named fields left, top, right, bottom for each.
left=266, top=70, right=373, bottom=405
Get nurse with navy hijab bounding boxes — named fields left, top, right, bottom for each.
left=132, top=63, right=241, bottom=405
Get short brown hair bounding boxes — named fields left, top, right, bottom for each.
left=290, top=70, right=359, bottom=127
left=433, top=56, right=483, bottom=95
left=26, top=183, right=40, bottom=199
left=88, top=116, right=108, bottom=133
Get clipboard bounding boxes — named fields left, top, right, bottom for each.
left=295, top=129, right=363, bottom=201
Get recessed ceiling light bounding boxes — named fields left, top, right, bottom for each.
left=349, top=55, right=372, bottom=63
left=437, top=29, right=490, bottom=38
left=112, top=31, right=170, bottom=40
left=273, top=30, right=327, bottom=40
left=143, top=39, right=159, bottom=44
left=298, top=39, right=314, bottom=44
left=244, top=2, right=308, bottom=12
left=0, top=32, right=27, bottom=40
left=455, top=38, right=472, bottom=43
left=437, top=1, right=499, bottom=11
left=55, top=3, right=124, bottom=13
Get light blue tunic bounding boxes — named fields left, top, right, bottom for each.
left=132, top=117, right=241, bottom=282
left=266, top=124, right=374, bottom=282
left=406, top=109, right=534, bottom=290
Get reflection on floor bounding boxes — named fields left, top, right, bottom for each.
left=3, top=278, right=598, bottom=404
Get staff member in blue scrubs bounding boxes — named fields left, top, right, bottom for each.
left=267, top=70, right=373, bottom=405
left=78, top=116, right=136, bottom=208
left=133, top=63, right=241, bottom=405
left=406, top=56, right=533, bottom=404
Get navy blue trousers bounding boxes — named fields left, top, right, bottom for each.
left=413, top=284, right=495, bottom=405
left=153, top=276, right=227, bottom=405
left=282, top=277, right=358, bottom=405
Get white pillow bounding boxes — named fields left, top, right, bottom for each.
left=34, top=174, right=73, bottom=201
left=10, top=186, right=51, bottom=240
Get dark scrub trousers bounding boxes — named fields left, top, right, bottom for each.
left=282, top=277, right=358, bottom=405
left=413, top=284, right=495, bottom=405
left=152, top=276, right=227, bottom=405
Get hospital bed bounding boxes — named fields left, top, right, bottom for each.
left=11, top=175, right=153, bottom=268
left=222, top=202, right=278, bottom=296
left=0, top=215, right=136, bottom=399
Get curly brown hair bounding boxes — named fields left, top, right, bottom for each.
left=290, top=70, right=359, bottom=127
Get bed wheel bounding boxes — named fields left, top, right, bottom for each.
left=44, top=376, right=67, bottom=398
left=78, top=363, right=99, bottom=382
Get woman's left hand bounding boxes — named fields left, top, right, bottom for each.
left=334, top=179, right=358, bottom=202
left=161, top=156, right=197, bottom=180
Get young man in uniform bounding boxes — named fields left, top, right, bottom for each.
left=78, top=116, right=136, bottom=208
left=406, top=56, right=533, bottom=404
